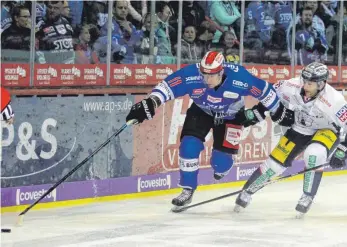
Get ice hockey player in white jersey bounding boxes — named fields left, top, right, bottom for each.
left=234, top=62, right=347, bottom=217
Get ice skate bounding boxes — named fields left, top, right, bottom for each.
left=295, top=193, right=313, bottom=219
left=214, top=168, right=231, bottom=181
left=234, top=190, right=252, bottom=213
left=214, top=171, right=228, bottom=180
left=171, top=189, right=194, bottom=212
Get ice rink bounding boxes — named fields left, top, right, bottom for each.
left=2, top=175, right=347, bottom=247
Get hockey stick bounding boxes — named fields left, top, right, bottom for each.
left=171, top=163, right=327, bottom=213
left=16, top=119, right=137, bottom=225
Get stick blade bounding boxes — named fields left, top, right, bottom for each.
left=16, top=215, right=24, bottom=227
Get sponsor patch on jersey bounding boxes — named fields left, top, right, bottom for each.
left=274, top=80, right=285, bottom=90
left=232, top=80, right=248, bottom=88
left=283, top=94, right=290, bottom=102
left=223, top=124, right=242, bottom=149
left=66, top=24, right=73, bottom=32
left=167, top=76, right=182, bottom=87
left=224, top=64, right=239, bottom=72
left=154, top=81, right=174, bottom=100
left=287, top=82, right=301, bottom=88
left=318, top=95, right=331, bottom=107
left=186, top=76, right=202, bottom=83
left=191, top=88, right=206, bottom=98
left=56, top=24, right=67, bottom=35
left=261, top=89, right=277, bottom=108
left=207, top=95, right=222, bottom=103
left=250, top=86, right=262, bottom=96
left=336, top=105, right=347, bottom=122
left=223, top=91, right=239, bottom=99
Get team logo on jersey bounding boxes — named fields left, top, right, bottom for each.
left=43, top=26, right=54, bottom=34
left=223, top=91, right=239, bottom=99
left=56, top=24, right=67, bottom=35
left=336, top=105, right=347, bottom=122
left=207, top=95, right=222, bottom=103
left=191, top=88, right=205, bottom=98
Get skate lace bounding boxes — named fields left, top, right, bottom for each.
left=177, top=190, right=192, bottom=202
left=298, top=194, right=313, bottom=207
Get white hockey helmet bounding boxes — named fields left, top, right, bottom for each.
left=199, top=51, right=225, bottom=74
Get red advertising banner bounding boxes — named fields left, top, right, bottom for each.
left=110, top=64, right=177, bottom=86
left=245, top=65, right=291, bottom=82
left=327, top=66, right=339, bottom=83
left=34, top=64, right=107, bottom=86
left=341, top=66, right=347, bottom=83
left=1, top=64, right=30, bottom=87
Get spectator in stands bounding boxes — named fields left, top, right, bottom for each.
left=244, top=1, right=274, bottom=50
left=210, top=0, right=241, bottom=43
left=1, top=1, right=14, bottom=33
left=62, top=1, right=71, bottom=22
left=1, top=5, right=31, bottom=63
left=99, top=0, right=142, bottom=64
left=341, top=3, right=347, bottom=64
left=174, top=25, right=204, bottom=64
left=316, top=0, right=338, bottom=53
left=212, top=30, right=240, bottom=64
left=74, top=25, right=99, bottom=64
left=84, top=1, right=108, bottom=29
left=125, top=0, right=148, bottom=29
left=156, top=2, right=176, bottom=64
left=135, top=13, right=160, bottom=64
left=289, top=1, right=326, bottom=39
left=196, top=20, right=216, bottom=54
left=67, top=0, right=83, bottom=29
left=36, top=1, right=75, bottom=64
left=36, top=1, right=47, bottom=31
left=182, top=1, right=205, bottom=27
left=272, top=1, right=293, bottom=50
left=290, top=6, right=328, bottom=65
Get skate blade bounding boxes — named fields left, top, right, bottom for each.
left=171, top=205, right=187, bottom=213
left=233, top=205, right=243, bottom=213
left=295, top=212, right=305, bottom=219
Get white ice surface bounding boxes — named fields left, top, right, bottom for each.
left=2, top=175, right=347, bottom=247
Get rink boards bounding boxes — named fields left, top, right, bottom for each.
left=2, top=94, right=347, bottom=212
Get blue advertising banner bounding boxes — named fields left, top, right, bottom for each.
left=1, top=95, right=134, bottom=188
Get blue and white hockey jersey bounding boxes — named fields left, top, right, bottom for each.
left=150, top=63, right=280, bottom=120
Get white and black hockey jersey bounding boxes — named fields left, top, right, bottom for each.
left=274, top=77, right=347, bottom=136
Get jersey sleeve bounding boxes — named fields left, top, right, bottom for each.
left=149, top=68, right=189, bottom=105
left=237, top=66, right=280, bottom=112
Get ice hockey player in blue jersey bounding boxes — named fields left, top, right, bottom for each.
left=126, top=51, right=294, bottom=209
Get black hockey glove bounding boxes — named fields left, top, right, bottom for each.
left=329, top=144, right=347, bottom=169
left=235, top=103, right=266, bottom=128
left=126, top=98, right=155, bottom=124
left=270, top=102, right=294, bottom=127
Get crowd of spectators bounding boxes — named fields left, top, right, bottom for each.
left=1, top=0, right=346, bottom=66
